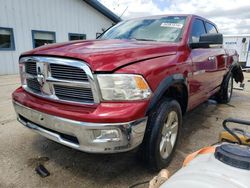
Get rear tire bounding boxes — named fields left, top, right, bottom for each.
left=140, top=98, right=182, bottom=171
left=217, top=72, right=233, bottom=103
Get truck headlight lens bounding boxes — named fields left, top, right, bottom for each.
left=97, top=74, right=152, bottom=101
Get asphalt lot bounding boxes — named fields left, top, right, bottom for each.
left=0, top=73, right=250, bottom=188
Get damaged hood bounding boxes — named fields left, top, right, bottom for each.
left=22, top=39, right=178, bottom=72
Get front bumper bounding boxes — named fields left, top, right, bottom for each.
left=13, top=101, right=147, bottom=153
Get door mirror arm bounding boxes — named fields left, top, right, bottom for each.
left=189, top=42, right=210, bottom=49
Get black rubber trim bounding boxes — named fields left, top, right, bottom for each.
left=146, top=74, right=187, bottom=114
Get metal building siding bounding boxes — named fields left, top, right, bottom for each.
left=0, top=0, right=114, bottom=75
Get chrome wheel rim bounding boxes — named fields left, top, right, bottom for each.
left=228, top=76, right=233, bottom=98
left=159, top=111, right=178, bottom=159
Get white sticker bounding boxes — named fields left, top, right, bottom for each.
left=160, top=23, right=183, bottom=28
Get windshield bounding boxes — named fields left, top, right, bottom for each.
left=100, top=16, right=186, bottom=42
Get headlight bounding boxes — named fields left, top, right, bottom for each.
left=19, top=63, right=27, bottom=86
left=97, top=74, right=152, bottom=101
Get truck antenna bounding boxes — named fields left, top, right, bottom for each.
left=119, top=6, right=128, bottom=19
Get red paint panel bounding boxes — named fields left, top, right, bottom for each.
left=21, top=39, right=178, bottom=72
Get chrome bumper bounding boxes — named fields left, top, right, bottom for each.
left=13, top=101, right=147, bottom=153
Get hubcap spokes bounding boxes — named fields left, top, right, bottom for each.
left=160, top=111, right=178, bottom=159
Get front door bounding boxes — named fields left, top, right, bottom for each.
left=204, top=22, right=227, bottom=92
left=188, top=18, right=219, bottom=109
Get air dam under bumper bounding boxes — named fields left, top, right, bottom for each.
left=13, top=101, right=148, bottom=153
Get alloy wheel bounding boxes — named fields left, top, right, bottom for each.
left=159, top=111, right=179, bottom=159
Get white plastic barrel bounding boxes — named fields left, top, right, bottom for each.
left=160, top=145, right=250, bottom=188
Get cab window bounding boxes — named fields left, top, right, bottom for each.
left=190, top=19, right=206, bottom=43
left=205, top=22, right=218, bottom=34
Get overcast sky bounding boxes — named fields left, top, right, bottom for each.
left=98, top=0, right=250, bottom=35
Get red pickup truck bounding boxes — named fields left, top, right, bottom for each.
left=12, top=14, right=243, bottom=170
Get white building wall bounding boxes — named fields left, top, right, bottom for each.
left=0, top=0, right=114, bottom=75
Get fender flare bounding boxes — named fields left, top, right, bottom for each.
left=229, top=62, right=244, bottom=83
left=146, top=74, right=188, bottom=114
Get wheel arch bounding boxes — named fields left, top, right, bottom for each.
left=230, top=61, right=244, bottom=83
left=146, top=74, right=189, bottom=116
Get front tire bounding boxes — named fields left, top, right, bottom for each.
left=141, top=98, right=182, bottom=171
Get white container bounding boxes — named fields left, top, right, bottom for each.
left=223, top=34, right=250, bottom=67
left=160, top=144, right=250, bottom=188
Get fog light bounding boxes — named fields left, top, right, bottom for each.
left=93, top=129, right=120, bottom=142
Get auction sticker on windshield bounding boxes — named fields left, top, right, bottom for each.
left=160, top=23, right=183, bottom=28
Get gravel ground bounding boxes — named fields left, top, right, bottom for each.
left=0, top=73, right=250, bottom=188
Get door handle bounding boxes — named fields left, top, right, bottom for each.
left=208, top=56, right=216, bottom=62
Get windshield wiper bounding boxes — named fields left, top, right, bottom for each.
left=130, top=38, right=157, bottom=41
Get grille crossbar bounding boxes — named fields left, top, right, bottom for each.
left=50, top=64, right=88, bottom=81
left=25, top=61, right=37, bottom=75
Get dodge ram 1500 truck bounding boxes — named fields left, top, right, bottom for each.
left=12, top=14, right=243, bottom=170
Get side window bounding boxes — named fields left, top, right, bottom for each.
left=68, top=33, right=86, bottom=41
left=0, top=27, right=15, bottom=51
left=190, top=19, right=206, bottom=43
left=32, top=30, right=56, bottom=48
left=205, top=22, right=218, bottom=34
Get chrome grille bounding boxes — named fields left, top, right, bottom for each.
left=26, top=78, right=41, bottom=92
left=20, top=56, right=98, bottom=105
left=25, top=61, right=37, bottom=75
left=50, top=64, right=88, bottom=81
left=54, top=85, right=94, bottom=103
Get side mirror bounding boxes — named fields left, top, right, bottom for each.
left=189, top=33, right=223, bottom=49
